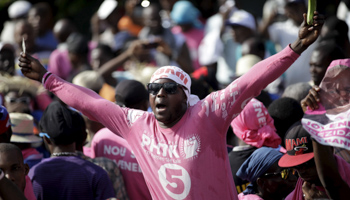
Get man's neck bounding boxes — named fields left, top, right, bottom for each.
left=51, top=144, right=76, bottom=154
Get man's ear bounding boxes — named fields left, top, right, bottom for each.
left=24, top=164, right=29, bottom=175
left=256, top=177, right=265, bottom=188
left=43, top=136, right=52, bottom=145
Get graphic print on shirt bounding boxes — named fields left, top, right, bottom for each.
left=201, top=83, right=240, bottom=120
left=180, top=135, right=201, bottom=160
left=103, top=144, right=142, bottom=173
left=141, top=133, right=202, bottom=162
left=158, top=163, right=191, bottom=200
left=127, top=109, right=145, bottom=126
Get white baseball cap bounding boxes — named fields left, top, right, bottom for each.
left=226, top=10, right=256, bottom=31
left=8, top=0, right=32, bottom=19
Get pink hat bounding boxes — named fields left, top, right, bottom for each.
left=231, top=98, right=281, bottom=148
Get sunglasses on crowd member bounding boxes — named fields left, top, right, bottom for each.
left=147, top=82, right=186, bottom=95
left=5, top=96, right=31, bottom=104
left=262, top=168, right=296, bottom=180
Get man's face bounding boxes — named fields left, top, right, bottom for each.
left=90, top=48, right=112, bottom=71
left=14, top=23, right=36, bottom=52
left=293, top=159, right=319, bottom=184
left=259, top=161, right=297, bottom=199
left=0, top=49, right=15, bottom=75
left=0, top=150, right=29, bottom=191
left=142, top=6, right=162, bottom=34
left=149, top=78, right=187, bottom=128
left=309, top=50, right=330, bottom=86
left=4, top=91, right=33, bottom=114
left=230, top=26, right=253, bottom=44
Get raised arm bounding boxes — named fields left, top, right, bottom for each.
left=201, top=12, right=324, bottom=131
left=312, top=140, right=349, bottom=199
left=18, top=53, right=130, bottom=136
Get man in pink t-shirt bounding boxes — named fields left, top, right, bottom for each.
left=18, top=13, right=323, bottom=200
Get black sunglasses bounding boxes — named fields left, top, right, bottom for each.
left=147, top=82, right=183, bottom=95
left=5, top=96, right=31, bottom=104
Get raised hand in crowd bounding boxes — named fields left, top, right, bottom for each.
left=290, top=11, right=324, bottom=54
left=301, top=85, right=320, bottom=111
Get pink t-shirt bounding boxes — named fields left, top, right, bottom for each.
left=238, top=193, right=263, bottom=200
left=44, top=46, right=299, bottom=200
left=48, top=49, right=72, bottom=80
left=25, top=175, right=36, bottom=200
left=171, top=26, right=204, bottom=70
left=91, top=128, right=152, bottom=200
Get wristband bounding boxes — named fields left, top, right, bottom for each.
left=0, top=169, right=4, bottom=181
left=41, top=72, right=52, bottom=85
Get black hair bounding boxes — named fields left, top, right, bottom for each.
left=314, top=41, right=346, bottom=61
left=67, top=32, right=89, bottom=55
left=268, top=97, right=304, bottom=147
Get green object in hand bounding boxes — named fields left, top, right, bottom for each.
left=307, top=0, right=317, bottom=25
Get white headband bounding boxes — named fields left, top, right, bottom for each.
left=150, top=66, right=199, bottom=106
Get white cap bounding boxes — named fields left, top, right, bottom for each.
left=8, top=0, right=32, bottom=19
left=72, top=70, right=104, bottom=92
left=226, top=9, right=256, bottom=31
left=236, top=54, right=261, bottom=77
left=198, top=30, right=223, bottom=66
left=97, top=0, right=118, bottom=20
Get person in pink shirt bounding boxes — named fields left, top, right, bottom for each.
left=91, top=79, right=152, bottom=200
left=18, top=12, right=323, bottom=200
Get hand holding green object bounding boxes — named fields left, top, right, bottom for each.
left=307, top=0, right=317, bottom=25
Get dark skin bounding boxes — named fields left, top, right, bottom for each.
left=0, top=144, right=29, bottom=192
left=257, top=161, right=297, bottom=200
left=0, top=47, right=15, bottom=76
left=149, top=78, right=188, bottom=128
left=18, top=12, right=324, bottom=129
left=0, top=176, right=27, bottom=200
left=53, top=19, right=76, bottom=43
left=141, top=4, right=194, bottom=73
left=230, top=25, right=254, bottom=44
left=309, top=50, right=332, bottom=86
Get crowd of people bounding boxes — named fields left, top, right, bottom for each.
left=1, top=0, right=350, bottom=199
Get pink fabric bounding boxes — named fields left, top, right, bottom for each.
left=48, top=49, right=72, bottom=80
left=35, top=91, right=52, bottom=111
left=171, top=26, right=204, bottom=70
left=44, top=46, right=299, bottom=200
left=83, top=146, right=92, bottom=157
left=91, top=128, right=152, bottom=200
left=24, top=175, right=36, bottom=200
left=285, top=155, right=350, bottom=200
left=238, top=192, right=263, bottom=200
left=22, top=148, right=40, bottom=160
left=231, top=98, right=281, bottom=148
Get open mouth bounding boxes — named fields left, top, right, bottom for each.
left=156, top=104, right=167, bottom=111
